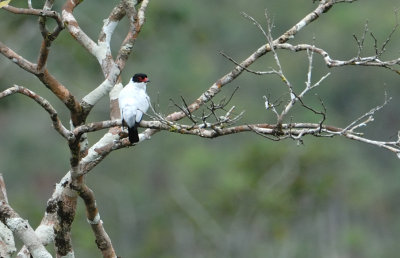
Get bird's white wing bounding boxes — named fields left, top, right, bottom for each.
left=135, top=93, right=150, bottom=123
left=136, top=110, right=143, bottom=123
left=122, top=107, right=137, bottom=127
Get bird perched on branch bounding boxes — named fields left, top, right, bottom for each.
left=118, top=73, right=150, bottom=143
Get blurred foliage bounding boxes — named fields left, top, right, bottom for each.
left=1, top=0, right=400, bottom=257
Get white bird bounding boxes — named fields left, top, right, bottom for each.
left=118, top=73, right=150, bottom=143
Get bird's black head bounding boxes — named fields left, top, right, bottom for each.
left=132, top=73, right=149, bottom=83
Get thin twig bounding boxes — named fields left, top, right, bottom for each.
left=342, top=92, right=391, bottom=133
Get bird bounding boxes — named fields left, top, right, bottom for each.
left=118, top=73, right=150, bottom=143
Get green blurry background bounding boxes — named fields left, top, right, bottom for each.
left=1, top=0, right=400, bottom=257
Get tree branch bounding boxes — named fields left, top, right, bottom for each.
left=0, top=176, right=52, bottom=258
left=17, top=173, right=76, bottom=258
left=275, top=43, right=400, bottom=74
left=73, top=0, right=384, bottom=170
left=155, top=0, right=340, bottom=127
left=115, top=0, right=150, bottom=71
left=0, top=41, right=37, bottom=72
left=2, top=1, right=399, bottom=256
left=62, top=0, right=99, bottom=59
left=81, top=64, right=121, bottom=116
left=2, top=5, right=63, bottom=26
left=0, top=85, right=73, bottom=140
left=76, top=184, right=116, bottom=257
left=0, top=42, right=82, bottom=121
left=37, top=0, right=65, bottom=72
left=0, top=174, right=15, bottom=258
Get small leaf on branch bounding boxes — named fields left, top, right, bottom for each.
left=0, top=0, right=11, bottom=8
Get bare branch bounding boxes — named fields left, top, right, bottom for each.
left=0, top=85, right=73, bottom=140
left=2, top=5, right=62, bottom=25
left=0, top=42, right=82, bottom=119
left=219, top=51, right=275, bottom=75
left=0, top=175, right=9, bottom=204
left=37, top=0, right=65, bottom=72
left=2, top=1, right=400, bottom=256
left=80, top=132, right=122, bottom=175
left=81, top=64, right=121, bottom=114
left=115, top=0, right=150, bottom=71
left=247, top=124, right=282, bottom=141
left=51, top=176, right=78, bottom=257
left=0, top=207, right=51, bottom=258
left=241, top=11, right=269, bottom=39
left=155, top=0, right=339, bottom=128
left=17, top=173, right=76, bottom=258
left=62, top=0, right=99, bottom=59
left=170, top=96, right=198, bottom=124
left=275, top=43, right=400, bottom=74
left=0, top=174, right=15, bottom=258
left=353, top=21, right=369, bottom=58
left=263, top=95, right=280, bottom=118
left=143, top=119, right=400, bottom=157
left=341, top=132, right=400, bottom=156
left=73, top=119, right=122, bottom=136
left=0, top=41, right=37, bottom=72
left=342, top=92, right=391, bottom=133
left=0, top=176, right=52, bottom=258
left=98, top=1, right=125, bottom=47
left=77, top=184, right=116, bottom=257
left=379, top=10, right=399, bottom=56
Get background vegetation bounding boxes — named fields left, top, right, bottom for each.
left=1, top=0, right=400, bottom=257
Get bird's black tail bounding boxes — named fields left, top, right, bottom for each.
left=128, top=124, right=139, bottom=143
